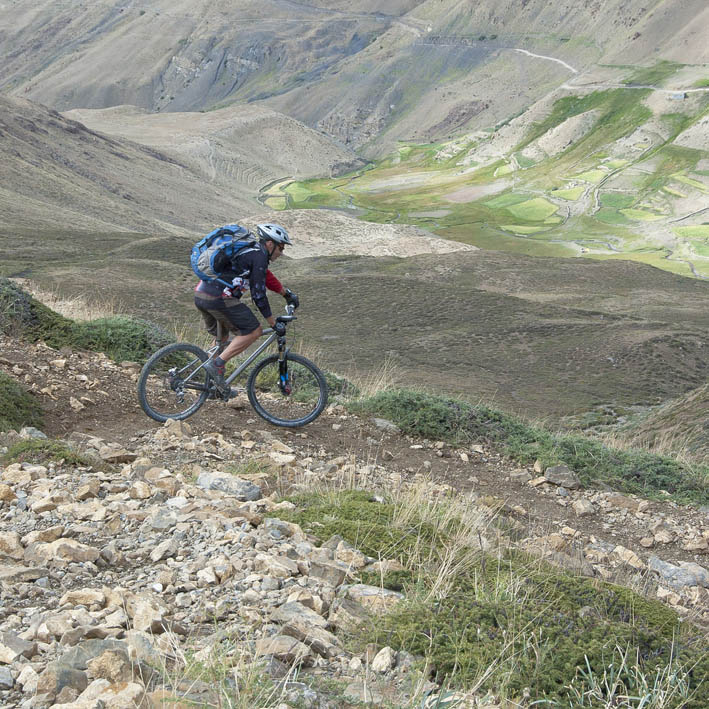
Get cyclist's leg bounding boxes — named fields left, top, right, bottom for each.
left=218, top=301, right=262, bottom=362
left=195, top=294, right=236, bottom=347
left=195, top=294, right=221, bottom=339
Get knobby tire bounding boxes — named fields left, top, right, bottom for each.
left=138, top=342, right=210, bottom=422
left=247, top=352, right=328, bottom=427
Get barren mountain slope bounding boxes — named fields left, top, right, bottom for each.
left=2, top=0, right=707, bottom=150
left=64, top=104, right=361, bottom=194
left=0, top=95, right=354, bottom=234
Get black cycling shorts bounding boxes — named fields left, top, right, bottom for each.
left=194, top=293, right=260, bottom=337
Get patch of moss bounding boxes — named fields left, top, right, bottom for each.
left=277, top=490, right=438, bottom=562
left=374, top=554, right=706, bottom=705
left=0, top=371, right=43, bottom=432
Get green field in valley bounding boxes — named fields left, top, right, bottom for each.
left=264, top=87, right=709, bottom=279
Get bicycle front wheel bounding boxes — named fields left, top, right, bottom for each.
left=138, top=343, right=210, bottom=422
left=247, top=352, right=328, bottom=427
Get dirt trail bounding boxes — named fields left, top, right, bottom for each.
left=2, top=333, right=709, bottom=626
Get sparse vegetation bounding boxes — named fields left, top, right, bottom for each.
left=0, top=278, right=173, bottom=362
left=278, top=487, right=709, bottom=707
left=2, top=439, right=97, bottom=467
left=623, top=60, right=683, bottom=87
left=0, top=371, right=43, bottom=432
left=349, top=389, right=709, bottom=504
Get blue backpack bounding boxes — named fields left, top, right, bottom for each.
left=190, top=224, right=259, bottom=287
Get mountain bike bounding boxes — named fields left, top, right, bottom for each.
left=137, top=304, right=328, bottom=427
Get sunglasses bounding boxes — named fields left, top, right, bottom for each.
left=276, top=243, right=286, bottom=252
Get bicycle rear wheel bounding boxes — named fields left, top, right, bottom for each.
left=247, top=352, right=328, bottom=427
left=138, top=343, right=210, bottom=422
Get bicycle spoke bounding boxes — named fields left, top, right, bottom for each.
left=138, top=344, right=210, bottom=422
left=247, top=353, right=327, bottom=427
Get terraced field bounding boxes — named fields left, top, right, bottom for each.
left=267, top=84, right=709, bottom=278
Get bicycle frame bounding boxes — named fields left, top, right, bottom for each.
left=222, top=328, right=278, bottom=386
left=179, top=304, right=295, bottom=393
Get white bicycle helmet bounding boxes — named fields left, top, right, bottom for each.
left=256, top=223, right=292, bottom=246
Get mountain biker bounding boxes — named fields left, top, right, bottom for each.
left=196, top=223, right=299, bottom=393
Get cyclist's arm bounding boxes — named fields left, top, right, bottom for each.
left=266, top=269, right=285, bottom=295
left=246, top=251, right=275, bottom=325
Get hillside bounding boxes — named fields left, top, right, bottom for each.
left=3, top=202, right=709, bottom=420
left=279, top=80, right=709, bottom=278
left=620, top=383, right=709, bottom=461
left=1, top=289, right=709, bottom=707
left=1, top=82, right=706, bottom=424
left=63, top=104, right=362, bottom=198
left=2, top=0, right=708, bottom=152
left=0, top=95, right=355, bottom=234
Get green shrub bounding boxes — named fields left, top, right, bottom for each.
left=324, top=371, right=359, bottom=398
left=72, top=316, right=173, bottom=362
left=278, top=490, right=709, bottom=707
left=0, top=278, right=173, bottom=362
left=278, top=490, right=437, bottom=561
left=350, top=390, right=709, bottom=504
left=377, top=559, right=707, bottom=705
left=0, top=371, right=43, bottom=432
left=0, top=278, right=74, bottom=346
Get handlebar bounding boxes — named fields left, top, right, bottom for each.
left=263, top=303, right=297, bottom=335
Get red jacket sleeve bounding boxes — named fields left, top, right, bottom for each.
left=266, top=269, right=284, bottom=294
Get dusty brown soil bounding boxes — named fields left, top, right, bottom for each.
left=3, top=334, right=709, bottom=590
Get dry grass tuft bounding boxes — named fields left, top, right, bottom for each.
left=345, top=353, right=401, bottom=398
left=599, top=428, right=701, bottom=467
left=11, top=278, right=121, bottom=321
left=389, top=479, right=493, bottom=601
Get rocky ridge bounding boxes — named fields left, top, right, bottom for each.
left=1, top=336, right=709, bottom=707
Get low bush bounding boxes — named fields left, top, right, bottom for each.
left=278, top=489, right=709, bottom=707
left=350, top=389, right=709, bottom=504
left=72, top=316, right=173, bottom=362
left=0, top=278, right=172, bottom=362
left=0, top=371, right=43, bottom=432
left=3, top=439, right=97, bottom=467
left=0, top=278, right=74, bottom=346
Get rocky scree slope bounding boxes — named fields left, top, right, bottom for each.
left=1, top=335, right=709, bottom=706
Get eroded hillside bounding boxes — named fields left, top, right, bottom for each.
left=2, top=0, right=708, bottom=151
left=0, top=95, right=355, bottom=233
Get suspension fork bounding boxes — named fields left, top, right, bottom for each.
left=277, top=333, right=291, bottom=394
